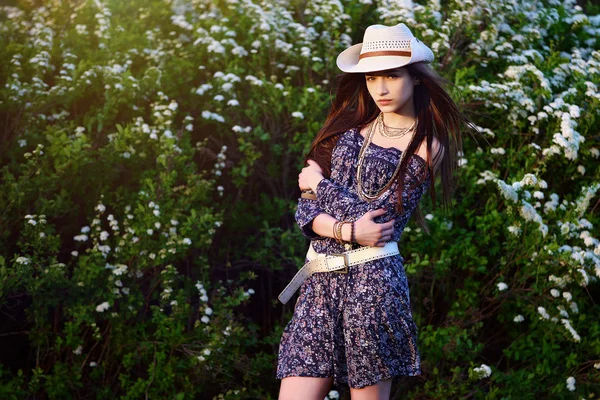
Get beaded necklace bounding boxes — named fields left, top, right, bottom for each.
left=378, top=112, right=417, bottom=138
left=356, top=115, right=408, bottom=201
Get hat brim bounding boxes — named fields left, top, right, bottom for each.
left=336, top=37, right=433, bottom=73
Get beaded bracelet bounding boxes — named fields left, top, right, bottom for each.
left=350, top=221, right=355, bottom=244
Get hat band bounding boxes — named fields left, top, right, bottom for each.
left=358, top=50, right=412, bottom=60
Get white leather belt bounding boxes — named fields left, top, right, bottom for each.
left=278, top=241, right=400, bottom=304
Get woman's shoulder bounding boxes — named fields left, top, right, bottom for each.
left=336, top=127, right=360, bottom=144
left=415, top=135, right=444, bottom=173
left=331, top=127, right=362, bottom=154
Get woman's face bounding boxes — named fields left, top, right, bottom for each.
left=365, top=67, right=415, bottom=114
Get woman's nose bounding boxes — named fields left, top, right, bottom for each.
left=376, top=79, right=388, bottom=95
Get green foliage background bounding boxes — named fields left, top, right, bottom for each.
left=0, top=0, right=599, bottom=399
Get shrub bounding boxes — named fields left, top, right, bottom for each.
left=0, top=0, right=599, bottom=399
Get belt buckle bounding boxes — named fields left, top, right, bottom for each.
left=329, top=252, right=349, bottom=274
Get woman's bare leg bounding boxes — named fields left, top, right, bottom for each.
left=349, top=377, right=392, bottom=400
left=278, top=376, right=334, bottom=400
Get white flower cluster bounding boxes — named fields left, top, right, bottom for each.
left=196, top=281, right=209, bottom=303
left=196, top=347, right=212, bottom=363
left=231, top=126, right=251, bottom=133
left=513, top=314, right=524, bottom=323
left=72, top=199, right=113, bottom=256
left=472, top=363, right=492, bottom=380
left=507, top=224, right=521, bottom=236
left=566, top=376, right=576, bottom=391
left=130, top=94, right=186, bottom=155
left=195, top=281, right=211, bottom=324
left=575, top=183, right=600, bottom=217
left=304, top=0, right=347, bottom=30
left=201, top=110, right=225, bottom=123
left=170, top=14, right=193, bottom=31
left=26, top=10, right=54, bottom=74
left=15, top=256, right=31, bottom=265
left=536, top=283, right=582, bottom=341
left=159, top=264, right=178, bottom=306
left=475, top=170, right=499, bottom=185
left=376, top=0, right=419, bottom=26
left=95, top=301, right=110, bottom=312
left=150, top=93, right=178, bottom=133
left=560, top=318, right=581, bottom=342
left=212, top=145, right=228, bottom=178
left=193, top=20, right=249, bottom=58
left=324, top=389, right=340, bottom=400
left=550, top=111, right=585, bottom=161
left=23, top=144, right=45, bottom=160
left=105, top=263, right=131, bottom=297
left=93, top=0, right=112, bottom=43
left=496, top=173, right=549, bottom=237
left=456, top=150, right=467, bottom=168
left=24, top=214, right=47, bottom=228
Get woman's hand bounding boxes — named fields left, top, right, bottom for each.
left=298, top=159, right=324, bottom=192
left=354, top=208, right=396, bottom=247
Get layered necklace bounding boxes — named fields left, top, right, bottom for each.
left=356, top=113, right=418, bottom=202
left=378, top=112, right=418, bottom=139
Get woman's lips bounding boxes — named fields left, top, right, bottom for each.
left=378, top=100, right=392, bottom=105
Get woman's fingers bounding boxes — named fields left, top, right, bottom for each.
left=375, top=228, right=393, bottom=240
left=306, top=159, right=323, bottom=173
left=375, top=233, right=394, bottom=246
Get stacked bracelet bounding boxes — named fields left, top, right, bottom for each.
left=300, top=188, right=317, bottom=200
left=338, top=221, right=345, bottom=245
left=333, top=220, right=355, bottom=245
left=332, top=221, right=341, bottom=244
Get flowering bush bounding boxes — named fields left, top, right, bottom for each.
left=0, top=1, right=269, bottom=398
left=0, top=0, right=598, bottom=399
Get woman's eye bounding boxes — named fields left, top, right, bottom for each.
left=387, top=74, right=398, bottom=79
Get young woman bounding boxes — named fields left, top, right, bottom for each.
left=276, top=23, right=471, bottom=400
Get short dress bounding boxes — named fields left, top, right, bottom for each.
left=276, top=127, right=431, bottom=389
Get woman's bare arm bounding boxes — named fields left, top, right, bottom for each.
left=311, top=213, right=352, bottom=242
left=310, top=209, right=395, bottom=247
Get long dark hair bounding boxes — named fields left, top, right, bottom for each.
left=304, top=62, right=476, bottom=232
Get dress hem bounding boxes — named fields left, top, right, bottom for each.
left=276, top=368, right=423, bottom=389
left=347, top=369, right=423, bottom=389
left=276, top=372, right=333, bottom=380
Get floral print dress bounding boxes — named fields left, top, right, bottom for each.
left=276, top=127, right=431, bottom=389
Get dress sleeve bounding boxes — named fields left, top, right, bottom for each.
left=316, top=170, right=430, bottom=222
left=294, top=197, right=326, bottom=239
left=316, top=178, right=392, bottom=222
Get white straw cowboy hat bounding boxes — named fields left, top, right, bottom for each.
left=336, top=23, right=434, bottom=73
